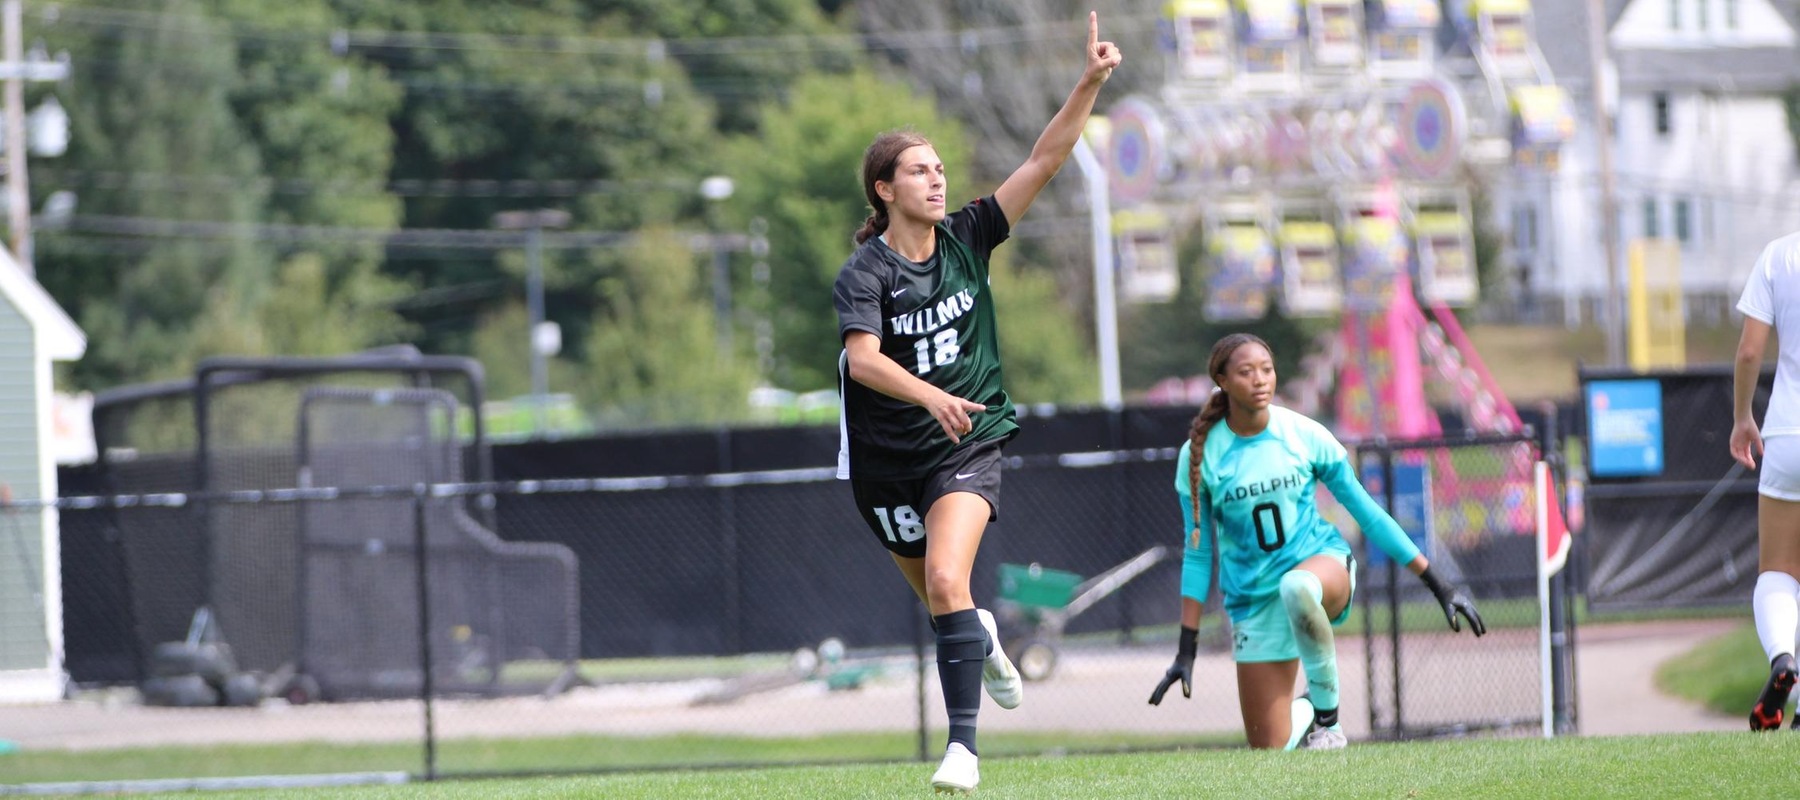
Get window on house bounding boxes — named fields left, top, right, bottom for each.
left=1513, top=204, right=1538, bottom=250
left=1674, top=198, right=1692, bottom=244
left=1697, top=0, right=1710, bottom=29
left=1669, top=0, right=1682, bottom=28
left=1727, top=0, right=1740, bottom=28
left=1644, top=198, right=1660, bottom=238
left=1654, top=92, right=1672, bottom=135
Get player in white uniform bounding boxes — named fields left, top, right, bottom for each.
left=1730, top=231, right=1800, bottom=730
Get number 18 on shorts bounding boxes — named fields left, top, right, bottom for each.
left=849, top=438, right=1006, bottom=558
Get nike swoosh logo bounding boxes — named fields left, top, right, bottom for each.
left=891, top=288, right=907, bottom=298
left=954, top=472, right=978, bottom=480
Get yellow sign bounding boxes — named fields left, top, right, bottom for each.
left=1628, top=239, right=1685, bottom=371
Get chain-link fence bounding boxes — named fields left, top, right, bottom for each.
left=17, top=429, right=1575, bottom=789
left=1345, top=434, right=1574, bottom=739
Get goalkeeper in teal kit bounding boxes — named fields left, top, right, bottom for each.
left=1147, top=333, right=1486, bottom=750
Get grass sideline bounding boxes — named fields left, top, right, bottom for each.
left=0, top=731, right=1234, bottom=785
left=1656, top=622, right=1779, bottom=718
left=104, top=732, right=1800, bottom=799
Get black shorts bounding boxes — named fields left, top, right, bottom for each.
left=849, top=437, right=1006, bottom=558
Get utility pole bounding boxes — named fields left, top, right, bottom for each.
left=1586, top=0, right=1624, bottom=367
left=493, top=209, right=572, bottom=438
left=0, top=0, right=69, bottom=275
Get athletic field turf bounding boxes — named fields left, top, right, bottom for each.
left=63, top=731, right=1799, bottom=799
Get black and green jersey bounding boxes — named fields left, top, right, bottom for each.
left=833, top=195, right=1019, bottom=480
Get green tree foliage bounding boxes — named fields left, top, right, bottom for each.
left=583, top=228, right=758, bottom=427
left=328, top=0, right=705, bottom=355
left=601, top=0, right=855, bottom=134
left=470, top=299, right=581, bottom=403
left=36, top=0, right=411, bottom=387
left=990, top=251, right=1098, bottom=405
left=36, top=0, right=270, bottom=385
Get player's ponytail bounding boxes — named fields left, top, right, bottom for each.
left=854, top=210, right=889, bottom=246
left=1187, top=332, right=1271, bottom=533
left=855, top=129, right=932, bottom=245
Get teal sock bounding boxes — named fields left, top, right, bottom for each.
left=1280, top=569, right=1339, bottom=717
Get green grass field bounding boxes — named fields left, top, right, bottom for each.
left=86, top=733, right=1797, bottom=799
left=1657, top=622, right=1778, bottom=717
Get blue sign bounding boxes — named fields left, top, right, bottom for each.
left=1360, top=460, right=1430, bottom=566
left=1586, top=379, right=1664, bottom=477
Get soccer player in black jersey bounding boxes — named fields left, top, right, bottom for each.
left=831, top=11, right=1121, bottom=794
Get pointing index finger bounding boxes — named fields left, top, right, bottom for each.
left=1089, top=11, right=1098, bottom=47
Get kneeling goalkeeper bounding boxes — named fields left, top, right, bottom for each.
left=1147, top=333, right=1486, bottom=750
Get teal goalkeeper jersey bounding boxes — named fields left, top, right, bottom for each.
left=1173, top=405, right=1421, bottom=620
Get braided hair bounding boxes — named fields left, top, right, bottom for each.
left=1186, top=333, right=1272, bottom=543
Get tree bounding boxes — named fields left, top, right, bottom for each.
left=35, top=0, right=272, bottom=386
left=990, top=250, right=1098, bottom=404
left=470, top=299, right=581, bottom=402
left=329, top=0, right=738, bottom=361
left=582, top=228, right=758, bottom=427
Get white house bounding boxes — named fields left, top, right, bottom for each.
left=1500, top=0, right=1800, bottom=326
left=0, top=249, right=86, bottom=703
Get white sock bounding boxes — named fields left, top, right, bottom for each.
left=1754, top=571, right=1800, bottom=664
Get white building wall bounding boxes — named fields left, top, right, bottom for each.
left=1508, top=87, right=1800, bottom=325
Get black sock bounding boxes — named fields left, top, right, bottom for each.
left=934, top=609, right=985, bottom=755
left=1314, top=706, right=1340, bottom=729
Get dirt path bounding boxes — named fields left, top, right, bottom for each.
left=1572, top=618, right=1743, bottom=736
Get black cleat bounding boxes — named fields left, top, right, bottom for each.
left=1751, top=653, right=1796, bottom=732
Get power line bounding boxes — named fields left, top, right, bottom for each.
left=33, top=167, right=694, bottom=199
left=37, top=3, right=1161, bottom=59
left=45, top=213, right=747, bottom=252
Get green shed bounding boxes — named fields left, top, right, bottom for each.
left=0, top=251, right=85, bottom=703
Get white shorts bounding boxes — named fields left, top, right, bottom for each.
left=1761, top=435, right=1800, bottom=501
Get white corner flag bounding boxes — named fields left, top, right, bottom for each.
left=1536, top=460, right=1572, bottom=737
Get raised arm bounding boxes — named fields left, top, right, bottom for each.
left=993, top=11, right=1121, bottom=227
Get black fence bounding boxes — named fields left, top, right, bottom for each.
left=13, top=351, right=1575, bottom=788
left=31, top=433, right=1573, bottom=787
left=1576, top=365, right=1770, bottom=611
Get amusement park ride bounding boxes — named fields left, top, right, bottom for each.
left=1097, top=0, right=1574, bottom=443
left=1090, top=0, right=1575, bottom=548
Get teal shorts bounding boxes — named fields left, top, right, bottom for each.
left=1228, top=553, right=1357, bottom=664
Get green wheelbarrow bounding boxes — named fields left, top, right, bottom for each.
left=994, top=545, right=1172, bottom=681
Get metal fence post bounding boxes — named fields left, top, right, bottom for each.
left=413, top=491, right=438, bottom=781
left=1379, top=443, right=1402, bottom=738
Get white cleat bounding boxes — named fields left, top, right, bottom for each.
left=931, top=742, right=979, bottom=794
left=975, top=608, right=1023, bottom=709
left=1304, top=725, right=1347, bottom=751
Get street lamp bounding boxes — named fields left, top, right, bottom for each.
left=699, top=176, right=735, bottom=357
left=492, top=208, right=571, bottom=437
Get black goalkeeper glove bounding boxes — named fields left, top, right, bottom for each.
left=1148, top=625, right=1198, bottom=705
left=1420, top=566, right=1487, bottom=637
